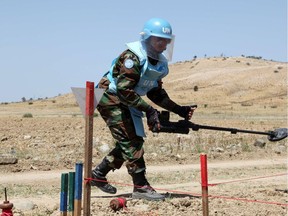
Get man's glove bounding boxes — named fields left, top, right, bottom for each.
left=146, top=106, right=160, bottom=131
left=172, top=105, right=197, bottom=119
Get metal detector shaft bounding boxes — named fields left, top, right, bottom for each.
left=190, top=122, right=272, bottom=136
left=190, top=122, right=287, bottom=141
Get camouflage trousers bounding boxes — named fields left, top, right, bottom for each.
left=97, top=93, right=146, bottom=174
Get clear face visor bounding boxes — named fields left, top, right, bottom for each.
left=141, top=35, right=175, bottom=62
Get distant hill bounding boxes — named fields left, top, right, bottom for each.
left=165, top=57, right=287, bottom=114
left=1, top=57, right=286, bottom=117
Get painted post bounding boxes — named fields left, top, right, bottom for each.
left=68, top=172, right=75, bottom=215
left=83, top=81, right=94, bottom=216
left=60, top=173, right=69, bottom=216
left=200, top=153, right=209, bottom=216
left=74, top=163, right=83, bottom=216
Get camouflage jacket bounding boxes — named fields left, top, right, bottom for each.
left=97, top=49, right=180, bottom=112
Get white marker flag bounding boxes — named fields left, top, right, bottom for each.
left=71, top=87, right=104, bottom=116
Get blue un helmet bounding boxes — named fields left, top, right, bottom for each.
left=141, top=18, right=173, bottom=40
left=140, top=18, right=175, bottom=61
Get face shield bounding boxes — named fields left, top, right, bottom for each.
left=141, top=35, right=175, bottom=62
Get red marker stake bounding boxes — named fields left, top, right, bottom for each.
left=83, top=81, right=94, bottom=216
left=200, top=153, right=209, bottom=216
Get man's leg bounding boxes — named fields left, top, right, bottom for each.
left=91, top=103, right=128, bottom=193
left=126, top=155, right=165, bottom=201
left=91, top=146, right=125, bottom=194
left=91, top=156, right=117, bottom=194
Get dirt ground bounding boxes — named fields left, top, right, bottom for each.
left=0, top=57, right=287, bottom=215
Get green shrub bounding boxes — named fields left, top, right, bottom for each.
left=23, top=113, right=33, bottom=118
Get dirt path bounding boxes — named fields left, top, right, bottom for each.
left=1, top=158, right=286, bottom=184
left=1, top=157, right=287, bottom=216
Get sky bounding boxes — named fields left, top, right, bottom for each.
left=0, top=0, right=287, bottom=103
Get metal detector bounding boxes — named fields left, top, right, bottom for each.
left=153, top=111, right=288, bottom=142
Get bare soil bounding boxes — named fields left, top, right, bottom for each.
left=0, top=57, right=287, bottom=215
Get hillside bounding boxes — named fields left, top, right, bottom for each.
left=1, top=57, right=286, bottom=117
left=167, top=57, right=287, bottom=114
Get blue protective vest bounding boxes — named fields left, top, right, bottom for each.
left=107, top=41, right=169, bottom=137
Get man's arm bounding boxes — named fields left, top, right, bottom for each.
left=146, top=83, right=179, bottom=111
left=147, top=84, right=196, bottom=120
left=115, top=50, right=151, bottom=112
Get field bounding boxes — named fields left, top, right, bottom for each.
left=0, top=57, right=287, bottom=215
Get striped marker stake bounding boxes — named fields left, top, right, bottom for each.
left=74, top=163, right=83, bottom=216
left=68, top=172, right=75, bottom=215
left=60, top=173, right=68, bottom=216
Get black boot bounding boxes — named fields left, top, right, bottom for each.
left=91, top=158, right=117, bottom=194
left=131, top=171, right=165, bottom=201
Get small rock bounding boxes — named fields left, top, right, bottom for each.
left=30, top=165, right=38, bottom=170
left=160, top=146, right=168, bottom=153
left=14, top=200, right=35, bottom=211
left=98, top=143, right=110, bottom=153
left=254, top=139, right=266, bottom=148
left=151, top=152, right=157, bottom=157
left=176, top=154, right=181, bottom=159
left=1, top=137, right=8, bottom=141
left=24, top=135, right=32, bottom=140
left=0, top=156, right=18, bottom=165
left=215, top=147, right=224, bottom=152
left=274, top=145, right=286, bottom=154
left=210, top=147, right=224, bottom=152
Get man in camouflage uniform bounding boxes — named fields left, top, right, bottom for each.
left=91, top=18, right=196, bottom=201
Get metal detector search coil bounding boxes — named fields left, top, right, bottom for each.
left=267, top=128, right=288, bottom=142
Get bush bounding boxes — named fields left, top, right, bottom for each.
left=23, top=113, right=33, bottom=118
left=241, top=102, right=253, bottom=107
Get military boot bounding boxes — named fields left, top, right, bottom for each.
left=91, top=158, right=117, bottom=194
left=131, top=171, right=165, bottom=201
